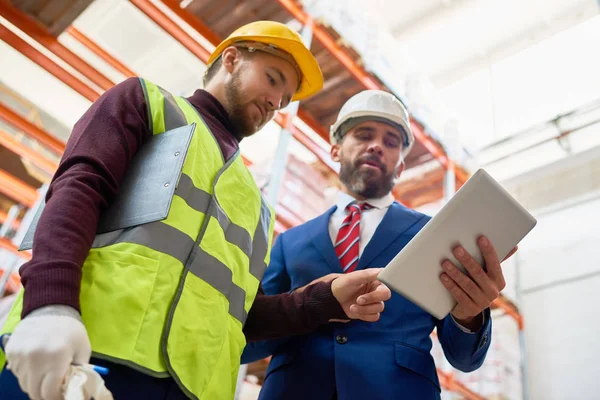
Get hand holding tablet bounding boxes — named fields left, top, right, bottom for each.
left=377, top=169, right=536, bottom=320
left=439, top=236, right=517, bottom=329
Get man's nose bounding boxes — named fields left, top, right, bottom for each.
left=266, top=93, right=283, bottom=111
left=367, top=141, right=384, bottom=156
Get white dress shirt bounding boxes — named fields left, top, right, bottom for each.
left=328, top=191, right=395, bottom=257
left=327, top=191, right=483, bottom=333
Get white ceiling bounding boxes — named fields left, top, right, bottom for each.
left=353, top=0, right=600, bottom=182
left=366, top=0, right=599, bottom=87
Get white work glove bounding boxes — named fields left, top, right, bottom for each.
left=5, top=305, right=92, bottom=400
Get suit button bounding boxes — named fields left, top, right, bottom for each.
left=480, top=334, right=488, bottom=349
left=336, top=335, right=348, bottom=344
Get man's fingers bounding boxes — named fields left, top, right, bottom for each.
left=441, top=261, right=489, bottom=308
left=356, top=283, right=391, bottom=305
left=350, top=302, right=385, bottom=316
left=344, top=268, right=384, bottom=285
left=451, top=247, right=498, bottom=301
left=440, top=273, right=480, bottom=315
left=40, top=371, right=64, bottom=400
left=477, top=236, right=506, bottom=290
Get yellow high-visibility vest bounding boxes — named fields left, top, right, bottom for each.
left=1, top=78, right=275, bottom=399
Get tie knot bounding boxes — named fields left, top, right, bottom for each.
left=347, top=202, right=372, bottom=214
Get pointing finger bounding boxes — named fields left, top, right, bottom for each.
left=357, top=283, right=391, bottom=305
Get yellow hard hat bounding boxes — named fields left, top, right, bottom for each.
left=207, top=21, right=324, bottom=102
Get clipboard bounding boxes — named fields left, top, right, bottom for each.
left=19, top=123, right=195, bottom=251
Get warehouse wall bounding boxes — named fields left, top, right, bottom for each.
left=517, top=195, right=600, bottom=400
left=502, top=145, right=600, bottom=400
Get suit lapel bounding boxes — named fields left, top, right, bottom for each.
left=310, top=206, right=343, bottom=272
left=358, top=203, right=422, bottom=269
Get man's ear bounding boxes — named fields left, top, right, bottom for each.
left=395, top=159, right=405, bottom=180
left=221, top=47, right=242, bottom=74
left=330, top=143, right=342, bottom=163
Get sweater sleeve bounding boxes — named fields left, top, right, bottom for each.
left=19, top=77, right=150, bottom=317
left=243, top=282, right=348, bottom=342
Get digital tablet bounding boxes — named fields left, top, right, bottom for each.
left=377, top=168, right=537, bottom=320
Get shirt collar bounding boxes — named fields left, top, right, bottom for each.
left=335, top=191, right=395, bottom=213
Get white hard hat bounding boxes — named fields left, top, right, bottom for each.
left=329, top=90, right=415, bottom=159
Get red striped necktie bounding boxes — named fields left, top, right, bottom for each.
left=335, top=202, right=373, bottom=273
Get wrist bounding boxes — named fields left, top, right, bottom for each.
left=452, top=313, right=483, bottom=331
left=21, top=266, right=82, bottom=317
left=28, top=304, right=82, bottom=322
left=306, top=281, right=347, bottom=323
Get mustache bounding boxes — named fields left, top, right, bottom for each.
left=356, top=154, right=385, bottom=172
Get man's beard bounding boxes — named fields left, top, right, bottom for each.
left=224, top=70, right=259, bottom=139
left=339, top=154, right=396, bottom=199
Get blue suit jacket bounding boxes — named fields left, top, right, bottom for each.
left=243, top=203, right=491, bottom=400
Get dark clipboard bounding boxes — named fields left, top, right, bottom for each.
left=19, top=123, right=196, bottom=251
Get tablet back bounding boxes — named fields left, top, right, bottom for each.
left=377, top=168, right=536, bottom=320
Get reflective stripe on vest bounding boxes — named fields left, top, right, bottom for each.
left=91, top=174, right=271, bottom=325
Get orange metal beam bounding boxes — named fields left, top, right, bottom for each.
left=493, top=298, right=524, bottom=330
left=410, top=119, right=448, bottom=168
left=296, top=108, right=329, bottom=142
left=273, top=219, right=286, bottom=236
left=0, top=169, right=38, bottom=208
left=437, top=370, right=485, bottom=400
left=0, top=1, right=114, bottom=92
left=274, top=113, right=337, bottom=173
left=0, top=129, right=58, bottom=175
left=0, top=24, right=100, bottom=102
left=0, top=237, right=30, bottom=261
left=129, top=0, right=211, bottom=62
left=274, top=209, right=294, bottom=230
left=275, top=0, right=466, bottom=183
left=159, top=0, right=222, bottom=46
left=66, top=26, right=136, bottom=79
left=0, top=103, right=65, bottom=155
left=277, top=0, right=380, bottom=89
left=409, top=120, right=469, bottom=183
left=275, top=205, right=304, bottom=228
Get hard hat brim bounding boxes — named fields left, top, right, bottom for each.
left=208, top=36, right=323, bottom=102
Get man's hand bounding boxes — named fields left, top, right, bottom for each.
left=5, top=305, right=91, bottom=400
left=331, top=268, right=391, bottom=322
left=294, top=273, right=342, bottom=294
left=440, top=236, right=517, bottom=330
